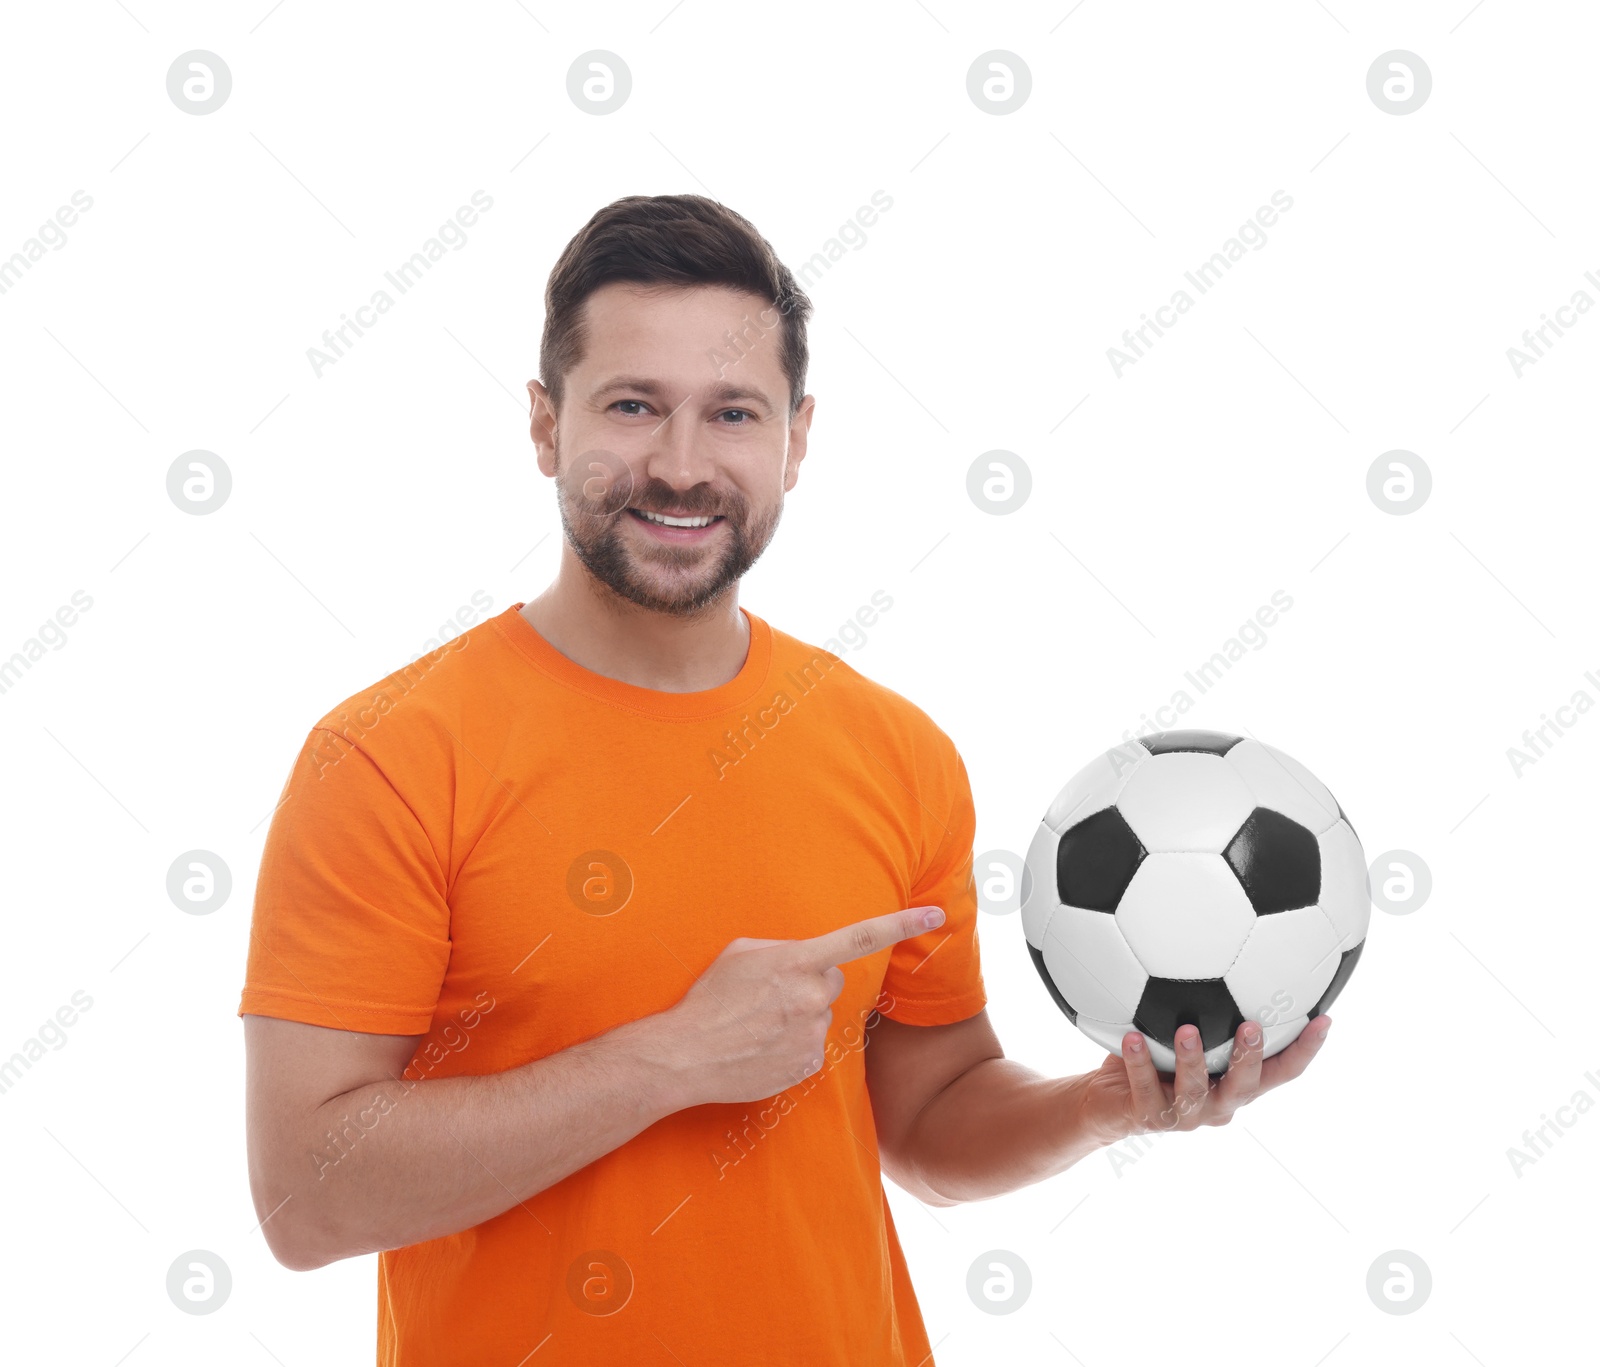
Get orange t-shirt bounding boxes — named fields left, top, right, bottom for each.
left=238, top=602, right=986, bottom=1366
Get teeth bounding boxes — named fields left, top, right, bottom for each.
left=637, top=509, right=716, bottom=528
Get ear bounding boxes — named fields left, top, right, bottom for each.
left=528, top=379, right=558, bottom=476
left=784, top=394, right=816, bottom=493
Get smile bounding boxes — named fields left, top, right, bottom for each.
left=630, top=509, right=722, bottom=528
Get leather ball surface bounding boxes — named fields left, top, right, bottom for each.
left=1020, top=730, right=1369, bottom=1075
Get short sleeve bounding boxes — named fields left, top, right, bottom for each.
left=879, top=742, right=987, bottom=1026
left=237, top=727, right=451, bottom=1035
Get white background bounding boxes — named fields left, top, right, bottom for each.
left=1, top=1, right=1595, bottom=1363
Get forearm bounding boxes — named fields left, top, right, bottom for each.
left=278, top=1014, right=694, bottom=1268
left=898, top=1059, right=1112, bottom=1206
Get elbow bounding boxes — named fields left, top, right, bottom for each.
left=264, top=1214, right=355, bottom=1272
left=881, top=1149, right=961, bottom=1208
left=267, top=1237, right=328, bottom=1274
left=249, top=1167, right=344, bottom=1272
left=257, top=1201, right=338, bottom=1272
left=910, top=1177, right=962, bottom=1208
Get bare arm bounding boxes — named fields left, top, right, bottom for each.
left=243, top=1011, right=694, bottom=1270
left=866, top=1009, right=1110, bottom=1207
left=244, top=906, right=939, bottom=1271
left=866, top=1011, right=1334, bottom=1207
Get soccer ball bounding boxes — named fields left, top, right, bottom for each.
left=1020, top=729, right=1369, bottom=1075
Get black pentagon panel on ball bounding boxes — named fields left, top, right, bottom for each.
left=1137, top=729, right=1244, bottom=757
left=1057, top=807, right=1147, bottom=912
left=1223, top=807, right=1321, bottom=914
left=1134, top=977, right=1246, bottom=1053
left=1027, top=942, right=1078, bottom=1024
left=1309, top=940, right=1363, bottom=1019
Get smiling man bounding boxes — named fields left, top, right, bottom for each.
left=239, top=194, right=1331, bottom=1366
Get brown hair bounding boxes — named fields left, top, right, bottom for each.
left=539, top=194, right=814, bottom=422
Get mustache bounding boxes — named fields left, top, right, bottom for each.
left=555, top=450, right=739, bottom=520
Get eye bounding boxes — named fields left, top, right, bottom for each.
left=611, top=399, right=651, bottom=416
left=719, top=409, right=753, bottom=425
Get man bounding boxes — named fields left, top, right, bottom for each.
left=239, top=194, right=1331, bottom=1365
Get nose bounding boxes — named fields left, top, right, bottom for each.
left=639, top=393, right=720, bottom=508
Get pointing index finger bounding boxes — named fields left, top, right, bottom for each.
left=795, top=906, right=944, bottom=970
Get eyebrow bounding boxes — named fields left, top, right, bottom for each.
left=589, top=375, right=775, bottom=411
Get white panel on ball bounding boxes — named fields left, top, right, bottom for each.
left=1224, top=905, right=1341, bottom=1028
left=1039, top=906, right=1147, bottom=1022
left=1116, top=752, right=1258, bottom=853
left=1020, top=821, right=1059, bottom=951
left=1073, top=1015, right=1135, bottom=1057
left=1317, top=819, right=1372, bottom=951
left=1041, top=744, right=1146, bottom=835
left=1114, top=853, right=1257, bottom=978
left=1224, top=739, right=1342, bottom=834
left=1260, top=1014, right=1311, bottom=1059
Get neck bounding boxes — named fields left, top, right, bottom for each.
left=519, top=564, right=749, bottom=694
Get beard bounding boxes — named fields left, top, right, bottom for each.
left=552, top=443, right=784, bottom=618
